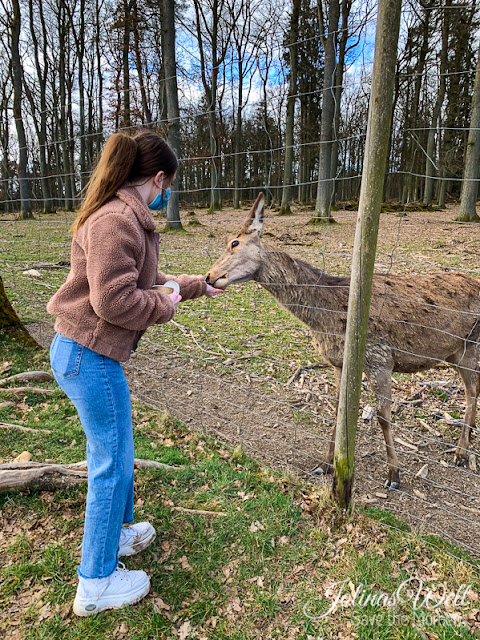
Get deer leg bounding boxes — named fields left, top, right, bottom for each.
left=369, top=370, right=401, bottom=490
left=454, top=363, right=479, bottom=467
left=311, top=366, right=342, bottom=476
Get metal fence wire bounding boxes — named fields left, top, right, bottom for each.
left=1, top=188, right=480, bottom=570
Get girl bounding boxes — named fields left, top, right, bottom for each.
left=47, top=130, right=222, bottom=616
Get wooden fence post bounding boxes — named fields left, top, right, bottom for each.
left=332, top=0, right=402, bottom=508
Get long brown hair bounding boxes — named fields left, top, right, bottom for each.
left=71, top=130, right=178, bottom=235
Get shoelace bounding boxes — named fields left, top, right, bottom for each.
left=120, top=528, right=138, bottom=544
left=91, top=562, right=130, bottom=601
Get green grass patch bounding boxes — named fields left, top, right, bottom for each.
left=0, top=334, right=479, bottom=638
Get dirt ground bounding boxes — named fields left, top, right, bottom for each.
left=29, top=202, right=480, bottom=560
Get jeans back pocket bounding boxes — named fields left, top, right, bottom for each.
left=50, top=333, right=84, bottom=379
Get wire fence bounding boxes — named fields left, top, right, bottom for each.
left=2, top=0, right=480, bottom=571
left=1, top=189, right=480, bottom=571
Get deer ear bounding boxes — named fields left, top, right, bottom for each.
left=239, top=193, right=265, bottom=235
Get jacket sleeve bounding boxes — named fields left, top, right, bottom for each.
left=85, top=213, right=175, bottom=330
left=156, top=271, right=207, bottom=301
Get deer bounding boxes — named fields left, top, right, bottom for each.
left=205, top=193, right=480, bottom=489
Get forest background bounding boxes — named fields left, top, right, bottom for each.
left=1, top=0, right=479, bottom=224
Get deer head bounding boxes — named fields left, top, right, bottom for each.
left=205, top=193, right=265, bottom=289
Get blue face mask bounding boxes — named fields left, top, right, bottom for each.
left=148, top=187, right=171, bottom=210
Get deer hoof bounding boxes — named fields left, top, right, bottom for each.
left=384, top=479, right=400, bottom=491
left=454, top=446, right=469, bottom=466
left=311, top=462, right=333, bottom=476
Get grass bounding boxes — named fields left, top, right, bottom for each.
left=1, top=333, right=480, bottom=639
left=2, top=204, right=480, bottom=637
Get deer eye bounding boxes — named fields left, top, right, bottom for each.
left=231, top=240, right=240, bottom=248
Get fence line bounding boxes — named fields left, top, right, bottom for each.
left=2, top=172, right=480, bottom=566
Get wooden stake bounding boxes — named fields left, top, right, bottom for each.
left=332, top=0, right=402, bottom=509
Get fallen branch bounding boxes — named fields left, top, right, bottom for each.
left=0, top=371, right=54, bottom=387
left=0, top=401, right=15, bottom=409
left=0, top=422, right=51, bottom=434
left=0, top=459, right=182, bottom=472
left=0, top=387, right=54, bottom=396
left=287, top=362, right=329, bottom=385
left=0, top=458, right=183, bottom=493
left=171, top=506, right=227, bottom=517
left=170, top=320, right=225, bottom=356
left=31, top=261, right=70, bottom=270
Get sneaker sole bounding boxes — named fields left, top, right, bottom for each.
left=73, top=579, right=150, bottom=617
left=118, top=529, right=156, bottom=557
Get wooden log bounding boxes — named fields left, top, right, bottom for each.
left=0, top=371, right=54, bottom=387
left=0, top=401, right=15, bottom=409
left=0, top=465, right=88, bottom=492
left=0, top=458, right=183, bottom=492
left=0, top=459, right=182, bottom=471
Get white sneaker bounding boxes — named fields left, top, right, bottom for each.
left=118, top=522, right=156, bottom=557
left=73, top=562, right=150, bottom=616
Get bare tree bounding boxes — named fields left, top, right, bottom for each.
left=229, top=0, right=262, bottom=209
left=0, top=47, right=12, bottom=212
left=458, top=40, right=480, bottom=222
left=161, top=0, right=183, bottom=230
left=312, top=0, right=340, bottom=223
left=3, top=0, right=33, bottom=218
left=189, top=0, right=235, bottom=211
left=278, top=0, right=301, bottom=216
left=132, top=0, right=153, bottom=126
left=423, top=5, right=448, bottom=206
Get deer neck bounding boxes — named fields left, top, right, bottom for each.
left=254, top=246, right=349, bottom=328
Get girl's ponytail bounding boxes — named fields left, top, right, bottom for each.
left=71, top=133, right=138, bottom=235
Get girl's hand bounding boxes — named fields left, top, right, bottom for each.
left=205, top=284, right=224, bottom=298
left=169, top=291, right=182, bottom=311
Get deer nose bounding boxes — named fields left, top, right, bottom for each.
left=205, top=273, right=211, bottom=284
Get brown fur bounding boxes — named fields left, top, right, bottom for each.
left=206, top=194, right=480, bottom=488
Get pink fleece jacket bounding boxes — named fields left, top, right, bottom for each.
left=47, top=186, right=206, bottom=362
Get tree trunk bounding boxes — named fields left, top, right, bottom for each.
left=233, top=53, right=243, bottom=209
left=58, top=5, right=73, bottom=210
left=423, top=8, right=448, bottom=206
left=161, top=0, right=183, bottom=231
left=11, top=0, right=32, bottom=218
left=457, top=42, right=480, bottom=222
left=192, top=0, right=225, bottom=212
left=329, top=0, right=351, bottom=207
left=27, top=0, right=52, bottom=212
left=0, top=276, right=39, bottom=347
left=0, top=82, right=10, bottom=213
left=78, top=0, right=87, bottom=191
left=133, top=0, right=153, bottom=126
left=312, top=0, right=340, bottom=223
left=95, top=0, right=104, bottom=156
left=279, top=0, right=301, bottom=216
left=402, top=6, right=430, bottom=204
left=123, top=0, right=132, bottom=129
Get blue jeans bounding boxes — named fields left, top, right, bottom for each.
left=49, top=333, right=134, bottom=579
